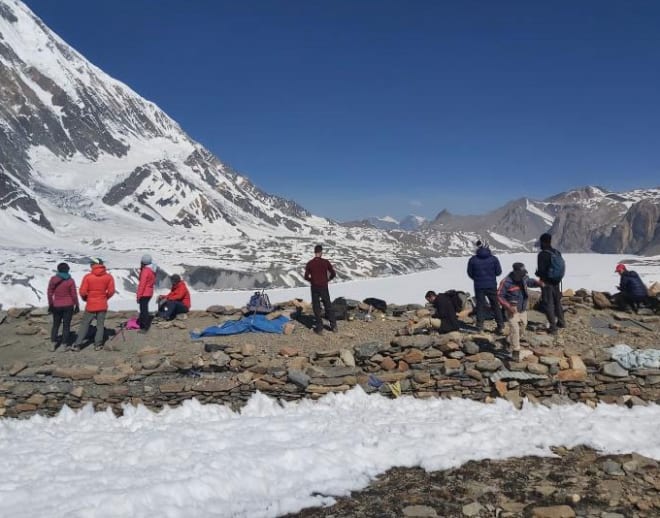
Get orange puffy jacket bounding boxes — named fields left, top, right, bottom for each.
left=79, top=264, right=115, bottom=312
left=137, top=265, right=156, bottom=299
left=163, top=280, right=191, bottom=309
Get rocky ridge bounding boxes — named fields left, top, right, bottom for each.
left=1, top=289, right=659, bottom=516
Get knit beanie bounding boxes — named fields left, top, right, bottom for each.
left=57, top=262, right=70, bottom=273
left=141, top=254, right=152, bottom=265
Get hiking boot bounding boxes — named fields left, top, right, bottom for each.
left=495, top=327, right=505, bottom=336
left=548, top=328, right=558, bottom=336
left=70, top=344, right=81, bottom=352
left=330, top=325, right=338, bottom=333
left=511, top=350, right=521, bottom=362
left=314, top=328, right=323, bottom=335
left=94, top=343, right=104, bottom=351
left=49, top=342, right=57, bottom=352
left=557, top=322, right=566, bottom=329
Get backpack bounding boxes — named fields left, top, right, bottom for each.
left=331, top=297, right=349, bottom=320
left=246, top=289, right=273, bottom=314
left=125, top=317, right=140, bottom=330
left=547, top=249, right=566, bottom=282
left=363, top=297, right=387, bottom=312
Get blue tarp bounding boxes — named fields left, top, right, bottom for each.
left=190, top=314, right=291, bottom=338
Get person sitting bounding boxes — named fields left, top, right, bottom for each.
left=157, top=274, right=191, bottom=320
left=497, top=262, right=543, bottom=361
left=614, top=263, right=648, bottom=313
left=402, top=291, right=461, bottom=335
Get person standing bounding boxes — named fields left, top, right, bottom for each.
left=72, top=258, right=115, bottom=351
left=47, top=262, right=79, bottom=351
left=497, top=263, right=543, bottom=361
left=304, top=244, right=337, bottom=334
left=136, top=254, right=157, bottom=332
left=614, top=263, right=648, bottom=313
left=535, top=232, right=566, bottom=334
left=157, top=274, right=191, bottom=320
left=467, top=240, right=504, bottom=334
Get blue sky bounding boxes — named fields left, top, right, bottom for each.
left=25, top=0, right=660, bottom=221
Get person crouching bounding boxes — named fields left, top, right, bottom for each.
left=497, top=262, right=543, bottom=361
left=157, top=274, right=191, bottom=320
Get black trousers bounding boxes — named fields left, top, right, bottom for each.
left=51, top=306, right=74, bottom=344
left=311, top=286, right=336, bottom=331
left=474, top=288, right=504, bottom=329
left=541, top=284, right=565, bottom=330
left=138, top=296, right=152, bottom=330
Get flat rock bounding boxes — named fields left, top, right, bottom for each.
left=602, top=362, right=629, bottom=378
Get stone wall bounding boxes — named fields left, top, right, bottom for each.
left=2, top=330, right=658, bottom=419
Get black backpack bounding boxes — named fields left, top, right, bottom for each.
left=363, top=297, right=387, bottom=312
left=331, top=297, right=349, bottom=320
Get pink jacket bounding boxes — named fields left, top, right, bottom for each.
left=47, top=275, right=79, bottom=308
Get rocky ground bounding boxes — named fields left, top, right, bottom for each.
left=1, top=292, right=659, bottom=517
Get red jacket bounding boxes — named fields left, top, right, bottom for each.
left=137, top=265, right=156, bottom=299
left=304, top=257, right=336, bottom=288
left=79, top=264, right=115, bottom=312
left=163, top=281, right=191, bottom=309
left=47, top=275, right=79, bottom=308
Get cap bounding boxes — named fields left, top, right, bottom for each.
left=141, top=254, right=152, bottom=265
left=90, top=257, right=104, bottom=265
left=615, top=263, right=626, bottom=273
left=512, top=262, right=526, bottom=271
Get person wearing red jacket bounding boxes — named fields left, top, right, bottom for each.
left=72, top=258, right=115, bottom=351
left=157, top=274, right=191, bottom=320
left=304, top=244, right=337, bottom=334
left=136, top=254, right=157, bottom=332
left=47, top=262, right=80, bottom=351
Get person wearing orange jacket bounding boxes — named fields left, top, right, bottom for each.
left=72, top=258, right=115, bottom=351
left=157, top=274, right=191, bottom=320
left=136, top=254, right=157, bottom=332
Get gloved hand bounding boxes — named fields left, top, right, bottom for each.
left=74, top=305, right=80, bottom=314
left=48, top=305, right=53, bottom=314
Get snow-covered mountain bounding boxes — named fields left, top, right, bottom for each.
left=0, top=0, right=439, bottom=306
left=341, top=214, right=426, bottom=231
left=1, top=0, right=658, bottom=309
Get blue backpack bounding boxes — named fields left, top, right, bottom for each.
left=247, top=289, right=273, bottom=314
left=547, top=249, right=566, bottom=282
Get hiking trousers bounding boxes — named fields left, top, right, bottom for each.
left=474, top=288, right=504, bottom=329
left=507, top=311, right=528, bottom=351
left=159, top=301, right=188, bottom=320
left=138, top=296, right=152, bottom=330
left=51, top=306, right=74, bottom=344
left=541, top=284, right=564, bottom=331
left=74, top=311, right=106, bottom=347
left=310, top=286, right=336, bottom=331
left=410, top=317, right=441, bottom=333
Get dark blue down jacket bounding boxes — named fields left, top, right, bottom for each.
left=619, top=271, right=647, bottom=300
left=467, top=247, right=502, bottom=290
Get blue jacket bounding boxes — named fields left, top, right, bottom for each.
left=619, top=271, right=647, bottom=300
left=497, top=273, right=541, bottom=313
left=467, top=247, right=502, bottom=290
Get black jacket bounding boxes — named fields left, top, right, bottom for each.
left=536, top=247, right=560, bottom=286
left=431, top=294, right=460, bottom=333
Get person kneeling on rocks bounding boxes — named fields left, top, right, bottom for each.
left=402, top=291, right=461, bottom=335
left=614, top=263, right=648, bottom=314
left=157, top=274, right=191, bottom=320
left=497, top=262, right=543, bottom=361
